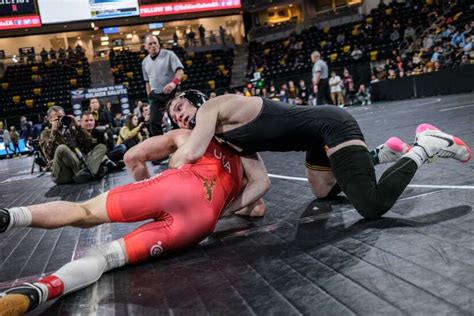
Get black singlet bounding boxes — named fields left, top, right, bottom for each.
left=215, top=98, right=364, bottom=155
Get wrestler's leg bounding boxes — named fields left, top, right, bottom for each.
left=305, top=168, right=338, bottom=199
left=1, top=193, right=110, bottom=232
left=0, top=239, right=128, bottom=314
left=305, top=148, right=340, bottom=199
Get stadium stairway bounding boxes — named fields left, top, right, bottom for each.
left=89, top=59, right=115, bottom=87
left=230, top=43, right=249, bottom=87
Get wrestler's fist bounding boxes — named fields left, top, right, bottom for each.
left=235, top=199, right=266, bottom=217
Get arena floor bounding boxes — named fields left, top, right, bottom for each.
left=1, top=93, right=474, bottom=315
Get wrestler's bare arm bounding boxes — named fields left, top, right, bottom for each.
left=125, top=129, right=191, bottom=181
left=221, top=153, right=271, bottom=217
left=169, top=99, right=220, bottom=168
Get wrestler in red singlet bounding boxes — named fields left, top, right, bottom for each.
left=106, top=139, right=242, bottom=263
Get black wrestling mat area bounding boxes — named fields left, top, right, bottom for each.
left=1, top=93, right=473, bottom=315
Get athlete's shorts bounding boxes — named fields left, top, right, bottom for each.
left=305, top=105, right=364, bottom=171
left=106, top=169, right=221, bottom=264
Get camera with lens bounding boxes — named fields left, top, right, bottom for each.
left=60, top=115, right=73, bottom=127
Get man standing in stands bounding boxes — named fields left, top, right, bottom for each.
left=311, top=51, right=331, bottom=105
left=142, top=35, right=184, bottom=137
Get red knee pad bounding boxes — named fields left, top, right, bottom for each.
left=37, top=275, right=64, bottom=300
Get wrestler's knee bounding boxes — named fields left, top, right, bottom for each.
left=353, top=199, right=392, bottom=220
left=80, top=240, right=127, bottom=274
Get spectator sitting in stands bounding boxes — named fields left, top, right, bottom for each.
left=133, top=100, right=145, bottom=119
left=460, top=54, right=471, bottom=66
left=113, top=113, right=123, bottom=130
left=80, top=111, right=125, bottom=170
left=138, top=104, right=151, bottom=139
left=463, top=36, right=472, bottom=53
left=279, top=84, right=288, bottom=103
left=355, top=84, right=372, bottom=105
left=117, top=114, right=144, bottom=151
left=404, top=25, right=416, bottom=42
left=451, top=29, right=465, bottom=47
left=39, top=106, right=108, bottom=184
left=88, top=98, right=115, bottom=150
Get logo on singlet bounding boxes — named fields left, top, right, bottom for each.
left=213, top=148, right=231, bottom=174
left=203, top=177, right=217, bottom=202
left=150, top=241, right=163, bottom=257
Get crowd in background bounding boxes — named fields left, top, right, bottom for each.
left=232, top=68, right=372, bottom=107
left=372, top=20, right=473, bottom=82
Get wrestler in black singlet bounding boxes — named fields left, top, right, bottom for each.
left=216, top=98, right=419, bottom=220
left=216, top=98, right=364, bottom=171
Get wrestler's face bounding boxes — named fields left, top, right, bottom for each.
left=169, top=98, right=197, bottom=129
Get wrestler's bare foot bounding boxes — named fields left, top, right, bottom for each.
left=235, top=199, right=266, bottom=217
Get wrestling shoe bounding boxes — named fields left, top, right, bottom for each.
left=0, top=283, right=43, bottom=315
left=415, top=123, right=472, bottom=162
left=0, top=209, right=10, bottom=233
left=373, top=137, right=411, bottom=164
left=0, top=294, right=30, bottom=316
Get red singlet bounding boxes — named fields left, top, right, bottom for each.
left=106, top=139, right=242, bottom=263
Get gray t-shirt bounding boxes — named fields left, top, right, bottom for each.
left=312, top=59, right=329, bottom=80
left=142, top=49, right=184, bottom=94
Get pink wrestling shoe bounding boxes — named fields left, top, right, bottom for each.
left=415, top=123, right=472, bottom=162
left=374, top=136, right=412, bottom=164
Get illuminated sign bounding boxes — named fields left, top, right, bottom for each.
left=140, top=0, right=241, bottom=17
left=0, top=15, right=40, bottom=30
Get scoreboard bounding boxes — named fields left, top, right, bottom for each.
left=0, top=0, right=41, bottom=30
left=139, top=0, right=241, bottom=17
left=0, top=0, right=241, bottom=31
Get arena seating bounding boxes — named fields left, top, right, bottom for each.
left=109, top=46, right=234, bottom=103
left=247, top=1, right=442, bottom=80
left=0, top=56, right=91, bottom=118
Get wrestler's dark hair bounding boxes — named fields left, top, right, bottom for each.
left=165, top=90, right=208, bottom=128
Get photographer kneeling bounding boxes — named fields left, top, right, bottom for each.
left=39, top=106, right=108, bottom=184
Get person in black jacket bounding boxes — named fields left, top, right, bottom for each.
left=88, top=98, right=115, bottom=150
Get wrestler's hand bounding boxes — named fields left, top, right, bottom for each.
left=168, top=150, right=187, bottom=168
left=234, top=199, right=266, bottom=217
left=163, top=82, right=176, bottom=94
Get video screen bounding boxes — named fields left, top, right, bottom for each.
left=38, top=0, right=139, bottom=24
left=0, top=0, right=41, bottom=30
left=139, top=0, right=241, bottom=17
left=90, top=0, right=139, bottom=20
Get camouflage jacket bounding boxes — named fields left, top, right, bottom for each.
left=39, top=127, right=95, bottom=163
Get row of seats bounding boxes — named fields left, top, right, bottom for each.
left=0, top=57, right=91, bottom=117
left=109, top=46, right=234, bottom=103
left=247, top=0, right=432, bottom=79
